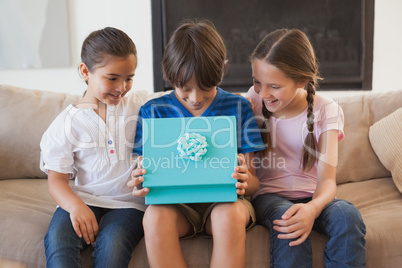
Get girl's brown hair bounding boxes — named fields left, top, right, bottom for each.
left=162, top=20, right=227, bottom=90
left=81, top=27, right=137, bottom=73
left=250, top=29, right=322, bottom=171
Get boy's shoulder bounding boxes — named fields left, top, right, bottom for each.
left=212, top=89, right=255, bottom=120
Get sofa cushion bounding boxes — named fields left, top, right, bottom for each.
left=0, top=85, right=81, bottom=179
left=0, top=179, right=55, bottom=267
left=337, top=177, right=402, bottom=266
left=369, top=108, right=402, bottom=193
left=335, top=90, right=402, bottom=184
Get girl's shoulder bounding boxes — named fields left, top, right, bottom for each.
left=313, top=93, right=343, bottom=113
left=50, top=104, right=77, bottom=126
left=314, top=93, right=334, bottom=105
left=245, top=86, right=263, bottom=116
left=41, top=104, right=77, bottom=144
left=50, top=104, right=90, bottom=129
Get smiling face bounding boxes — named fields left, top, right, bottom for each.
left=80, top=54, right=137, bottom=106
left=174, top=75, right=217, bottom=116
left=251, top=59, right=307, bottom=118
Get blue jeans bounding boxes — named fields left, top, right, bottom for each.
left=44, top=206, right=144, bottom=268
left=253, top=194, right=366, bottom=268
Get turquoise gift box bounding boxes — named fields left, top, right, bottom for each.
left=142, top=116, right=238, bottom=205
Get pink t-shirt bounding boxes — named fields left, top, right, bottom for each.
left=246, top=86, right=344, bottom=200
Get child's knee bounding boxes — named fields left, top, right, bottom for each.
left=143, top=204, right=188, bottom=236
left=144, top=205, right=172, bottom=226
left=343, top=203, right=366, bottom=234
left=45, top=222, right=83, bottom=254
left=46, top=215, right=80, bottom=249
left=325, top=200, right=366, bottom=235
left=211, top=201, right=249, bottom=227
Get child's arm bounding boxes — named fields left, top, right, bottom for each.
left=310, top=129, right=339, bottom=211
left=272, top=130, right=339, bottom=246
left=48, top=170, right=98, bottom=245
left=232, top=152, right=259, bottom=197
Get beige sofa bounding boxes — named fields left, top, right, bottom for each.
left=1, top=84, right=402, bottom=268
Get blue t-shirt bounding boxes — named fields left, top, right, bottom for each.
left=133, top=88, right=264, bottom=155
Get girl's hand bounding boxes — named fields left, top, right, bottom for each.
left=127, top=156, right=149, bottom=197
left=232, top=153, right=249, bottom=196
left=272, top=203, right=317, bottom=247
left=47, top=170, right=98, bottom=245
left=69, top=203, right=98, bottom=245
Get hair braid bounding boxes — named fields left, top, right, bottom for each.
left=250, top=28, right=322, bottom=169
left=261, top=101, right=272, bottom=156
left=302, top=81, right=317, bottom=171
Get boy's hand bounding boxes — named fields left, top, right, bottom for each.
left=69, top=203, right=98, bottom=245
left=127, top=156, right=149, bottom=197
left=232, top=153, right=249, bottom=196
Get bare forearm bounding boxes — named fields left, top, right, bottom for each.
left=310, top=178, right=337, bottom=218
left=48, top=170, right=85, bottom=213
left=309, top=129, right=339, bottom=218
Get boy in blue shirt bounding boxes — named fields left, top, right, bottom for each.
left=128, top=20, right=263, bottom=268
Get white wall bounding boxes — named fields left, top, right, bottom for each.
left=372, top=0, right=402, bottom=93
left=0, top=0, right=401, bottom=97
left=0, top=0, right=153, bottom=95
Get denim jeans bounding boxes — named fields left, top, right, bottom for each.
left=44, top=206, right=144, bottom=268
left=253, top=194, right=366, bottom=268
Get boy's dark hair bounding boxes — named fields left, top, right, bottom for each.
left=162, top=20, right=227, bottom=90
left=81, top=27, right=137, bottom=73
left=250, top=29, right=322, bottom=172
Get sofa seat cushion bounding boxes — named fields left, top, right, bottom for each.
left=0, top=177, right=327, bottom=268
left=0, top=179, right=55, bottom=267
left=337, top=177, right=402, bottom=266
left=91, top=221, right=327, bottom=268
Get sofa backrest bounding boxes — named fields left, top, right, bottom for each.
left=2, top=84, right=401, bottom=184
left=335, top=89, right=402, bottom=184
left=0, top=85, right=158, bottom=180
left=0, top=85, right=81, bottom=179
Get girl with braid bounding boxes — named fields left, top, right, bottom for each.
left=246, top=29, right=366, bottom=267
